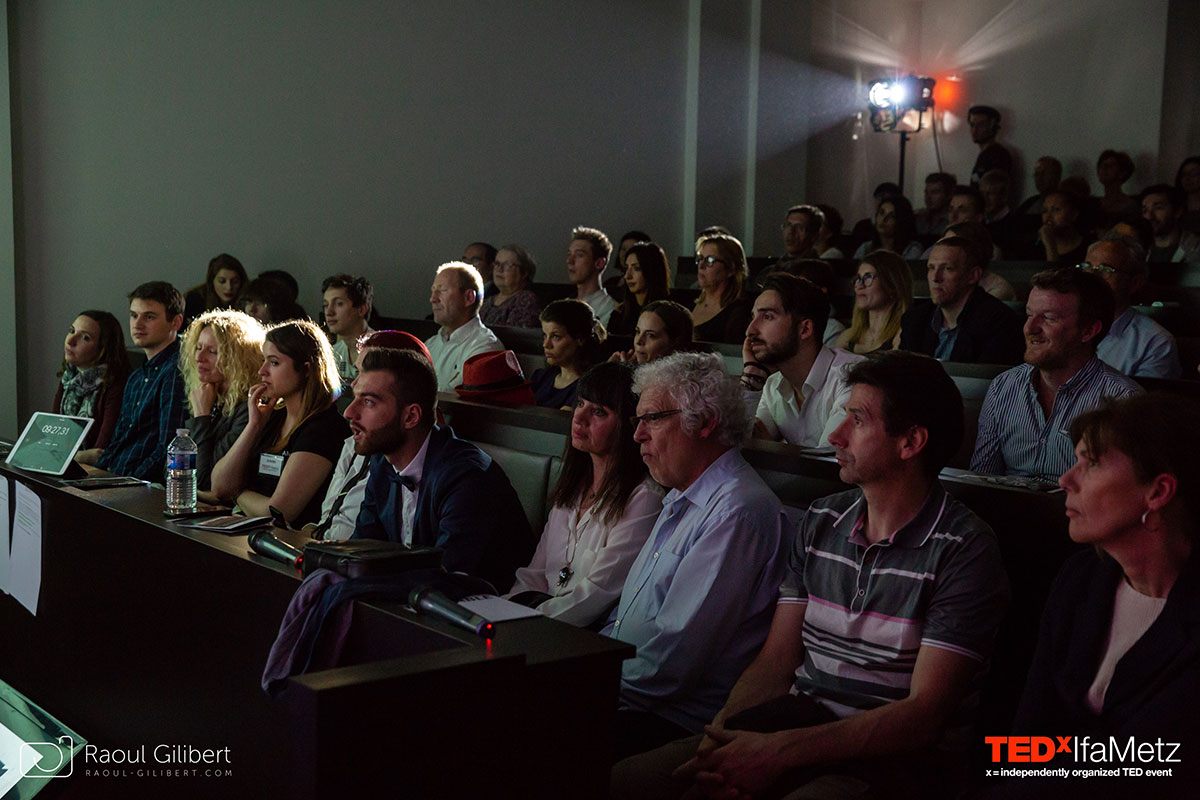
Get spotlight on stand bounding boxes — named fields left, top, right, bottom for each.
left=866, top=74, right=936, bottom=187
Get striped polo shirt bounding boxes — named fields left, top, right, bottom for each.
left=970, top=357, right=1141, bottom=482
left=779, top=485, right=1008, bottom=740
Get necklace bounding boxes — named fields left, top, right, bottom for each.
left=558, top=493, right=593, bottom=588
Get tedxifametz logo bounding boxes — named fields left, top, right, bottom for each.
left=20, top=735, right=75, bottom=778
left=984, top=735, right=1182, bottom=780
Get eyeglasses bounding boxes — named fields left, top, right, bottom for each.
left=780, top=222, right=805, bottom=233
left=852, top=272, right=877, bottom=287
left=1075, top=262, right=1123, bottom=275
left=695, top=255, right=728, bottom=268
left=629, top=409, right=683, bottom=428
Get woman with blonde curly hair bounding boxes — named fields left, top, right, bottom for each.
left=210, top=319, right=349, bottom=526
left=179, top=310, right=266, bottom=499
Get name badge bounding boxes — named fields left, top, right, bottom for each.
left=258, top=453, right=285, bottom=477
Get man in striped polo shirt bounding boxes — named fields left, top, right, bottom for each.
left=971, top=267, right=1141, bottom=483
left=613, top=351, right=1009, bottom=798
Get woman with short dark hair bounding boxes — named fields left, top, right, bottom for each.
left=531, top=299, right=607, bottom=410
left=1008, top=393, right=1200, bottom=793
left=507, top=362, right=662, bottom=626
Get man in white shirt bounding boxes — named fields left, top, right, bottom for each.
left=567, top=226, right=615, bottom=325
left=741, top=272, right=862, bottom=447
left=1088, top=236, right=1181, bottom=379
left=322, top=274, right=374, bottom=389
left=424, top=261, right=502, bottom=392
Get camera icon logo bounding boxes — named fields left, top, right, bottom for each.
left=20, top=735, right=74, bottom=778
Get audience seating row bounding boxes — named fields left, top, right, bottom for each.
left=437, top=394, right=1076, bottom=741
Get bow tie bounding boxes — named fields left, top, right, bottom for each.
left=389, top=472, right=418, bottom=491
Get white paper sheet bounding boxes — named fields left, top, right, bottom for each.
left=459, top=596, right=543, bottom=621
left=0, top=476, right=9, bottom=595
left=9, top=482, right=42, bottom=615
left=0, top=719, right=41, bottom=796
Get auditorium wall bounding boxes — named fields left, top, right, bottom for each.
left=2, top=0, right=1191, bottom=434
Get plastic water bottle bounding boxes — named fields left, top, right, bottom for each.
left=166, top=428, right=198, bottom=512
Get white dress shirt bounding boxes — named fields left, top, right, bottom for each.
left=424, top=315, right=503, bottom=392
left=392, top=432, right=432, bottom=546
left=315, top=436, right=368, bottom=541
left=746, top=346, right=863, bottom=446
left=579, top=287, right=616, bottom=326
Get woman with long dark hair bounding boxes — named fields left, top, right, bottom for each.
left=210, top=319, right=347, bottom=526
left=507, top=362, right=662, bottom=625
left=607, top=241, right=671, bottom=337
left=183, top=254, right=248, bottom=323
left=853, top=195, right=923, bottom=260
left=54, top=310, right=130, bottom=463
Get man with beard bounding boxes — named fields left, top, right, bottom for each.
left=346, top=347, right=533, bottom=592
left=1140, top=184, right=1200, bottom=263
left=971, top=267, right=1141, bottom=483
left=740, top=273, right=862, bottom=447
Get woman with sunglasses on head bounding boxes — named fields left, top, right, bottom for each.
left=54, top=310, right=131, bottom=464
left=834, top=250, right=913, bottom=354
left=998, top=392, right=1200, bottom=797
left=209, top=319, right=348, bottom=527
left=507, top=362, right=663, bottom=626
left=691, top=232, right=751, bottom=344
left=179, top=309, right=266, bottom=500
left=607, top=241, right=672, bottom=337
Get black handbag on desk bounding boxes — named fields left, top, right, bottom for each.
left=302, top=539, right=442, bottom=579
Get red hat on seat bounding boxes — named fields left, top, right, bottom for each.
left=454, top=350, right=535, bottom=405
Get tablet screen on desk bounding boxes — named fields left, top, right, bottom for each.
left=4, top=412, right=94, bottom=475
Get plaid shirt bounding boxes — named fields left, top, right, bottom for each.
left=96, top=339, right=187, bottom=482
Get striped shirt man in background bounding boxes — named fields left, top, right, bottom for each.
left=971, top=267, right=1141, bottom=483
left=613, top=351, right=1009, bottom=799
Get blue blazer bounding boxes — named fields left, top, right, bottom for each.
left=352, top=425, right=534, bottom=593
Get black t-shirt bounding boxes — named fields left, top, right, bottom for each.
left=249, top=405, right=349, bottom=526
left=971, top=143, right=1013, bottom=185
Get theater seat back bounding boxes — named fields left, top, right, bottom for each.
left=471, top=441, right=553, bottom=535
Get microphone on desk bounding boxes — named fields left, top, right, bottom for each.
left=408, top=587, right=495, bottom=638
left=247, top=530, right=304, bottom=571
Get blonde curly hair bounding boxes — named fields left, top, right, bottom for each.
left=180, top=310, right=267, bottom=418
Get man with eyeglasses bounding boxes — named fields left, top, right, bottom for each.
left=601, top=352, right=786, bottom=761
left=1088, top=235, right=1181, bottom=378
left=971, top=267, right=1141, bottom=482
left=900, top=237, right=1024, bottom=364
left=613, top=352, right=1009, bottom=799
left=741, top=272, right=862, bottom=447
left=779, top=205, right=823, bottom=261
left=462, top=242, right=497, bottom=296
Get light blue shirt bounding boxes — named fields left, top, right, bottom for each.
left=1097, top=307, right=1180, bottom=379
left=602, top=448, right=788, bottom=732
left=970, top=357, right=1142, bottom=482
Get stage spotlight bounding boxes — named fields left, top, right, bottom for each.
left=866, top=74, right=937, bottom=187
left=867, top=75, right=935, bottom=131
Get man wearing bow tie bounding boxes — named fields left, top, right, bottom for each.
left=345, top=347, right=533, bottom=592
